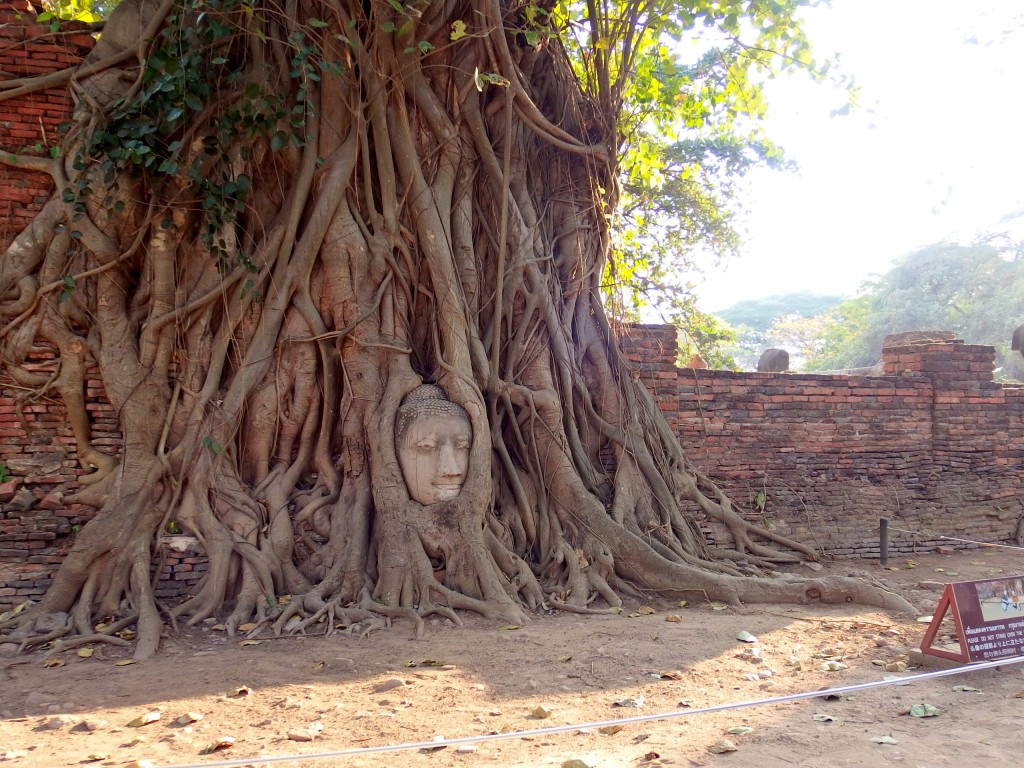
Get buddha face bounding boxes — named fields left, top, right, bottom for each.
left=397, top=411, right=472, bottom=505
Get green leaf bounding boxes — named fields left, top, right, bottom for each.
left=450, top=19, right=467, bottom=40
left=308, top=17, right=328, bottom=28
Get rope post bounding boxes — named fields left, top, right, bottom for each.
left=879, top=517, right=889, bottom=566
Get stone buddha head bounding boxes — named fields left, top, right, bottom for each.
left=395, top=385, right=472, bottom=505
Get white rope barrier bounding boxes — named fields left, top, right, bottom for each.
left=887, top=526, right=1024, bottom=552
left=156, top=655, right=1024, bottom=768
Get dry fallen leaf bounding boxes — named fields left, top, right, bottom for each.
left=709, top=601, right=729, bottom=611
left=530, top=706, right=553, bottom=719
left=497, top=625, right=522, bottom=631
left=238, top=639, right=263, bottom=646
left=612, top=696, right=644, bottom=708
left=77, top=648, right=94, bottom=658
left=175, top=712, right=204, bottom=725
left=114, top=659, right=137, bottom=666
left=42, top=658, right=64, bottom=668
left=659, top=670, right=684, bottom=680
left=708, top=738, right=738, bottom=754
left=237, top=623, right=258, bottom=632
left=634, top=605, right=656, bottom=616
left=664, top=614, right=681, bottom=622
left=127, top=710, right=161, bottom=728
left=227, top=686, right=253, bottom=698
left=83, top=754, right=109, bottom=763
left=598, top=725, right=623, bottom=735
left=201, top=736, right=236, bottom=754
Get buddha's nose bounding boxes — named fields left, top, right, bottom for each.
left=439, top=445, right=463, bottom=476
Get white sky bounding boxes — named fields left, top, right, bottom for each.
left=696, top=0, right=1024, bottom=312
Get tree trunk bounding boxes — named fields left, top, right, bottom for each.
left=0, top=0, right=914, bottom=658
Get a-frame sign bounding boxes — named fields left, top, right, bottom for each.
left=920, top=576, right=1024, bottom=663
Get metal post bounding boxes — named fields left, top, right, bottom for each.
left=879, top=517, right=889, bottom=566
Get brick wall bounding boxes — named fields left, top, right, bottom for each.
left=0, top=4, right=94, bottom=610
left=0, top=1, right=93, bottom=250
left=636, top=326, right=1024, bottom=559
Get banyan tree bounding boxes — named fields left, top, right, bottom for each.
left=0, top=0, right=912, bottom=659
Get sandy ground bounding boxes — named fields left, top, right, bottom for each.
left=2, top=548, right=1024, bottom=768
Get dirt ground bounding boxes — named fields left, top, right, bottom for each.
left=2, top=547, right=1024, bottom=768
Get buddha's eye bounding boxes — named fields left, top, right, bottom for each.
left=416, top=442, right=437, bottom=452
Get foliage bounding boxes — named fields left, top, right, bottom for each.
left=671, top=297, right=739, bottom=370
left=0, top=461, right=9, bottom=484
left=608, top=135, right=788, bottom=359
left=805, top=239, right=1024, bottom=380
left=552, top=0, right=822, bottom=361
left=36, top=0, right=115, bottom=22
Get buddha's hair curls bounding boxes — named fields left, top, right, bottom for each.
left=395, top=384, right=470, bottom=444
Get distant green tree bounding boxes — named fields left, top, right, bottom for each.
left=806, top=240, right=1024, bottom=380
left=712, top=291, right=844, bottom=370
left=804, top=294, right=873, bottom=370
left=715, top=291, right=845, bottom=330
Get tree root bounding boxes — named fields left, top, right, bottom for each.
left=0, top=0, right=921, bottom=660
